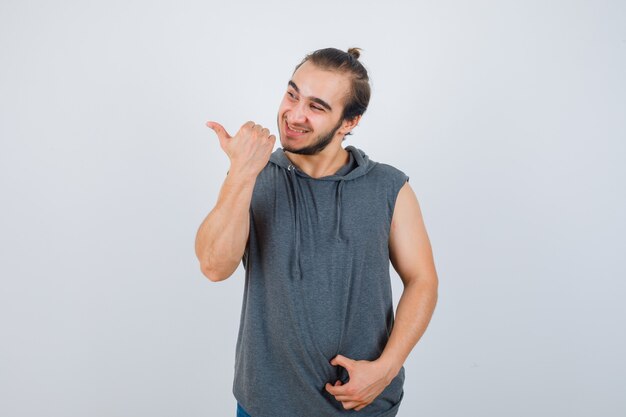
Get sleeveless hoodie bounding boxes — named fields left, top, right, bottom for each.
left=233, top=145, right=410, bottom=417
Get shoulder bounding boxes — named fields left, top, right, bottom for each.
left=369, top=162, right=410, bottom=192
left=250, top=159, right=288, bottom=198
left=371, top=162, right=409, bottom=178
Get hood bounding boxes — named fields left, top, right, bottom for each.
left=268, top=145, right=377, bottom=280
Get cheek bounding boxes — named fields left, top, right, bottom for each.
left=278, top=98, right=292, bottom=113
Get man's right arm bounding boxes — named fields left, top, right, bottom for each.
left=195, top=120, right=276, bottom=282
left=194, top=169, right=256, bottom=282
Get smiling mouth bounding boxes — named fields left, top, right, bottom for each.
left=284, top=119, right=310, bottom=136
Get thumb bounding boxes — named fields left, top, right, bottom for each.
left=330, top=354, right=353, bottom=370
left=206, top=121, right=231, bottom=143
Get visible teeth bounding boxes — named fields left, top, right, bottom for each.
left=287, top=123, right=308, bottom=133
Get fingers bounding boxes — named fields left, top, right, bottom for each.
left=239, top=121, right=262, bottom=137
left=208, top=120, right=275, bottom=145
left=343, top=401, right=361, bottom=410
left=330, top=354, right=353, bottom=371
left=325, top=382, right=335, bottom=393
left=249, top=123, right=272, bottom=139
left=206, top=121, right=232, bottom=142
left=326, top=355, right=353, bottom=397
left=325, top=381, right=348, bottom=395
left=241, top=121, right=275, bottom=142
left=328, top=380, right=343, bottom=393
left=326, top=380, right=369, bottom=410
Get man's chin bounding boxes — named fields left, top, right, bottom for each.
left=279, top=135, right=299, bottom=152
left=282, top=144, right=299, bottom=154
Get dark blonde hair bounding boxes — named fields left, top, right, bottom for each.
left=294, top=47, right=371, bottom=132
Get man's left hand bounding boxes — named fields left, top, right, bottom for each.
left=325, top=354, right=394, bottom=411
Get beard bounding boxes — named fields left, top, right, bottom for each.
left=277, top=115, right=344, bottom=155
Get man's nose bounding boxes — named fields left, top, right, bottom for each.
left=289, top=101, right=307, bottom=124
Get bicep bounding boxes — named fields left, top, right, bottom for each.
left=388, top=182, right=437, bottom=286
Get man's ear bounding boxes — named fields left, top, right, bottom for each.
left=339, top=115, right=362, bottom=135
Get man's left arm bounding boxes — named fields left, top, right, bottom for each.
left=326, top=182, right=439, bottom=411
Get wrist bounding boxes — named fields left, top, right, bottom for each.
left=376, top=354, right=402, bottom=384
left=227, top=165, right=259, bottom=183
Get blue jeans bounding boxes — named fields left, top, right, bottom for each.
left=237, top=402, right=252, bottom=417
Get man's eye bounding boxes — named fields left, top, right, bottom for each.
left=287, top=92, right=296, bottom=99
left=311, top=105, right=323, bottom=111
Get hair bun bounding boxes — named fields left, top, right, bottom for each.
left=347, top=47, right=361, bottom=60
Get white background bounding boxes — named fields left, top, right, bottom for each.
left=1, top=1, right=625, bottom=416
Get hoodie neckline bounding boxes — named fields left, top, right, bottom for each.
left=269, top=145, right=376, bottom=181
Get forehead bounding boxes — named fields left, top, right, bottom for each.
left=290, top=61, right=350, bottom=109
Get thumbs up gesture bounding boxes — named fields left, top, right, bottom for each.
left=206, top=120, right=276, bottom=179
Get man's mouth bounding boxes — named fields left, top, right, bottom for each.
left=285, top=120, right=310, bottom=137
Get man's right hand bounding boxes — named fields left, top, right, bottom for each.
left=206, top=120, right=276, bottom=179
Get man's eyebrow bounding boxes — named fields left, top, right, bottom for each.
left=287, top=80, right=333, bottom=111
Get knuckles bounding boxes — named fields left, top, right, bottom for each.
left=237, top=121, right=273, bottom=143
left=235, top=121, right=276, bottom=147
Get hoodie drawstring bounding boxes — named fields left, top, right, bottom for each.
left=335, top=179, right=345, bottom=242
left=287, top=164, right=302, bottom=279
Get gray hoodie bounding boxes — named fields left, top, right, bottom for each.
left=233, top=145, right=409, bottom=417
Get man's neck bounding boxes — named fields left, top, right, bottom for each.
left=284, top=145, right=350, bottom=179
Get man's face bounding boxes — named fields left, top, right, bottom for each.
left=277, top=61, right=352, bottom=155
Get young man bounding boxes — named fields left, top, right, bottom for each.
left=195, top=47, right=438, bottom=417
